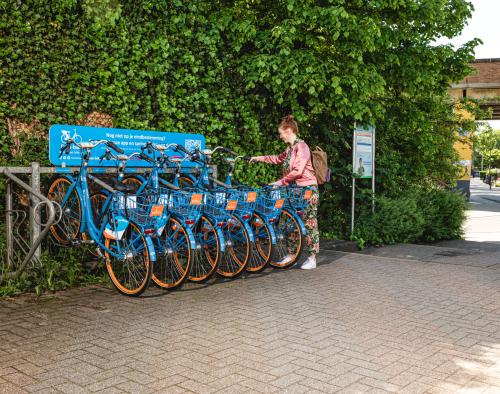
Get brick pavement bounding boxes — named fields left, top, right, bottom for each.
left=1, top=248, right=500, bottom=393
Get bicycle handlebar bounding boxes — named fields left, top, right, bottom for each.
left=222, top=147, right=238, bottom=156
left=204, top=146, right=249, bottom=163
left=98, top=149, right=112, bottom=162
left=142, top=141, right=188, bottom=154
left=174, top=144, right=190, bottom=155
left=98, top=149, right=139, bottom=163
left=139, top=152, right=156, bottom=164
left=106, top=141, right=124, bottom=154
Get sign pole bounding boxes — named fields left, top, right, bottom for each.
left=351, top=178, right=356, bottom=233
left=351, top=124, right=356, bottom=233
left=372, top=127, right=376, bottom=214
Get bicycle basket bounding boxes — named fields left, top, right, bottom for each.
left=285, top=186, right=314, bottom=210
left=203, top=190, right=238, bottom=220
left=228, top=188, right=257, bottom=219
left=255, top=187, right=286, bottom=218
left=157, top=187, right=203, bottom=219
left=113, top=191, right=165, bottom=227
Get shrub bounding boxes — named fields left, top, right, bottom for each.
left=416, top=189, right=467, bottom=241
left=353, top=195, right=425, bottom=246
left=353, top=188, right=467, bottom=247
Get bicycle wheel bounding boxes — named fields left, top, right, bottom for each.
left=47, top=176, right=81, bottom=245
left=122, top=175, right=143, bottom=192
left=269, top=209, right=303, bottom=268
left=152, top=217, right=192, bottom=289
left=246, top=212, right=273, bottom=273
left=105, top=221, right=152, bottom=296
left=189, top=215, right=222, bottom=282
left=217, top=215, right=251, bottom=278
left=178, top=176, right=195, bottom=188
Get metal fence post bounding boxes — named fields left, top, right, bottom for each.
left=30, top=162, right=41, bottom=260
left=6, top=179, right=13, bottom=268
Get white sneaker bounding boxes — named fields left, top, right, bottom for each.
left=277, top=255, right=293, bottom=266
left=301, top=255, right=317, bottom=270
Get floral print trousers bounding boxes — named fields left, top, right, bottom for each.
left=304, top=186, right=320, bottom=256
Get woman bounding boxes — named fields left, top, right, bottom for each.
left=250, top=115, right=319, bottom=269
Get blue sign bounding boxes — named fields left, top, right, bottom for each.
left=49, top=124, right=205, bottom=167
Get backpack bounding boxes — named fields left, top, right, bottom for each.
left=310, top=146, right=330, bottom=185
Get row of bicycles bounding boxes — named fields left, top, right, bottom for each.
left=46, top=138, right=314, bottom=296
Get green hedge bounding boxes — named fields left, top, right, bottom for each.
left=352, top=188, right=467, bottom=247
left=1, top=0, right=478, bottom=239
left=417, top=189, right=467, bottom=241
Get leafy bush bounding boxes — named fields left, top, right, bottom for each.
left=416, top=189, right=467, bottom=241
left=1, top=0, right=478, bottom=207
left=353, top=195, right=425, bottom=246
left=353, top=188, right=467, bottom=246
left=479, top=171, right=487, bottom=179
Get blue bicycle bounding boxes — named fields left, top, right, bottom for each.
left=47, top=139, right=156, bottom=296
left=200, top=148, right=276, bottom=272
left=183, top=147, right=308, bottom=269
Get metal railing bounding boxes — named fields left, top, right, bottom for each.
left=1, top=163, right=59, bottom=281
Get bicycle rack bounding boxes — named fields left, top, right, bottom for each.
left=0, top=162, right=217, bottom=283
left=0, top=163, right=59, bottom=282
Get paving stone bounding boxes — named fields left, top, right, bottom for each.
left=1, top=248, right=500, bottom=394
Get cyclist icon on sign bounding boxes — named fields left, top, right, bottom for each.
left=61, top=128, right=82, bottom=144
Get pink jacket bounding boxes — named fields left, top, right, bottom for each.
left=254, top=140, right=317, bottom=186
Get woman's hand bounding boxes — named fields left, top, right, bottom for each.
left=249, top=156, right=261, bottom=163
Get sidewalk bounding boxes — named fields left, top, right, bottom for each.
left=1, top=180, right=500, bottom=393
left=357, top=178, right=500, bottom=268
left=465, top=178, right=500, bottom=243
